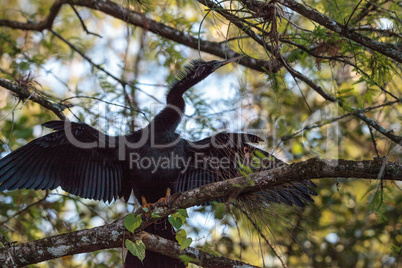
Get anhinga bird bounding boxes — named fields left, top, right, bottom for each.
left=0, top=56, right=316, bottom=267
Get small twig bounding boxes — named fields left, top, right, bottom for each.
left=0, top=192, right=49, bottom=225
left=61, top=95, right=149, bottom=122
left=279, top=100, right=400, bottom=143
left=280, top=55, right=338, bottom=102
left=50, top=30, right=162, bottom=104
left=219, top=35, right=251, bottom=44
left=228, top=205, right=243, bottom=260
left=289, top=72, right=313, bottom=113
left=276, top=0, right=402, bottom=63
left=345, top=0, right=364, bottom=27
left=49, top=193, right=110, bottom=223
left=237, top=205, right=288, bottom=268
left=280, top=38, right=399, bottom=100
left=69, top=3, right=103, bottom=38
left=281, top=15, right=313, bottom=33
left=368, top=124, right=380, bottom=157
left=375, top=155, right=390, bottom=208
left=352, top=25, right=402, bottom=38
left=354, top=112, right=402, bottom=145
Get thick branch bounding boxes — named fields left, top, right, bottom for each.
left=1, top=0, right=399, bottom=146
left=163, top=158, right=401, bottom=214
left=0, top=223, right=255, bottom=267
left=73, top=0, right=278, bottom=72
left=198, top=0, right=402, bottom=146
left=135, top=232, right=258, bottom=268
left=0, top=78, right=67, bottom=120
left=0, top=0, right=278, bottom=73
left=198, top=0, right=344, bottom=103
left=0, top=158, right=400, bottom=266
left=0, top=0, right=64, bottom=31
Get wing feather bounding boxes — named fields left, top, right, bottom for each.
left=3, top=147, right=45, bottom=190
left=0, top=143, right=41, bottom=190
left=33, top=148, right=60, bottom=190
left=0, top=121, right=124, bottom=202
left=182, top=132, right=317, bottom=208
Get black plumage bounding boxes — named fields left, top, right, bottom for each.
left=0, top=56, right=316, bottom=267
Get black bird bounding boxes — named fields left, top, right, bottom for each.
left=0, top=56, right=316, bottom=267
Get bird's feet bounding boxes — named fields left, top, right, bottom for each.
left=135, top=188, right=182, bottom=218
left=154, top=188, right=182, bottom=208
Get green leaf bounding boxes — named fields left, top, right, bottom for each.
left=124, top=214, right=142, bottom=233
left=178, top=254, right=198, bottom=265
left=213, top=202, right=225, bottom=220
left=151, top=212, right=161, bottom=218
left=175, top=229, right=186, bottom=244
left=177, top=209, right=189, bottom=218
left=180, top=237, right=192, bottom=250
left=169, top=209, right=189, bottom=229
left=391, top=244, right=401, bottom=255
left=176, top=229, right=186, bottom=238
left=175, top=229, right=192, bottom=249
left=168, top=215, right=183, bottom=229
left=125, top=239, right=146, bottom=262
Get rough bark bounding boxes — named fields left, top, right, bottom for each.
left=0, top=78, right=67, bottom=120
left=0, top=0, right=278, bottom=74
left=0, top=158, right=400, bottom=267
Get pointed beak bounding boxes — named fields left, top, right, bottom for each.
left=220, top=55, right=244, bottom=66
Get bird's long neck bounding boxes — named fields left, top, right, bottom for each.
left=150, top=83, right=188, bottom=134
left=151, top=60, right=212, bottom=134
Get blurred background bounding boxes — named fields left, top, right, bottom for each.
left=0, top=0, right=400, bottom=267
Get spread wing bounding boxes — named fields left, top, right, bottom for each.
left=176, top=132, right=317, bottom=207
left=0, top=120, right=126, bottom=202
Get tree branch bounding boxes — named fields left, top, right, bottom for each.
left=0, top=78, right=67, bottom=120
left=279, top=100, right=401, bottom=143
left=0, top=222, right=257, bottom=267
left=1, top=158, right=400, bottom=266
left=279, top=38, right=400, bottom=100
left=276, top=0, right=402, bottom=63
left=353, top=111, right=402, bottom=145
left=162, top=158, right=401, bottom=215
left=68, top=3, right=103, bottom=38
left=1, top=0, right=399, bottom=146
left=0, top=193, right=49, bottom=226
left=73, top=0, right=279, bottom=73
left=198, top=0, right=402, bottom=146
left=0, top=0, right=64, bottom=31
left=0, top=0, right=279, bottom=74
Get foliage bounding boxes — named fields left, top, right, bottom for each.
left=0, top=0, right=400, bottom=267
left=124, top=213, right=143, bottom=233
left=125, top=239, right=146, bottom=263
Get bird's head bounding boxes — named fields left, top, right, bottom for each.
left=170, top=55, right=244, bottom=91
left=165, top=55, right=244, bottom=115
left=187, top=55, right=244, bottom=78
left=153, top=55, right=244, bottom=136
left=211, top=55, right=244, bottom=71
